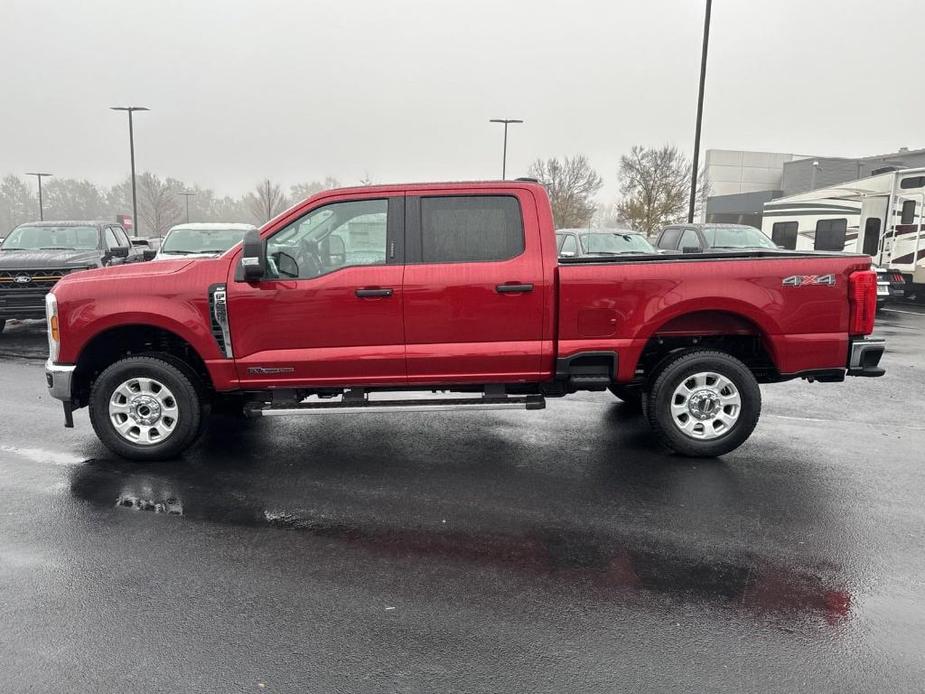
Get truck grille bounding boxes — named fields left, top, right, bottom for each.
left=0, top=269, right=71, bottom=290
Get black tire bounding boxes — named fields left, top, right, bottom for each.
left=89, top=356, right=205, bottom=461
left=645, top=349, right=761, bottom=458
left=608, top=384, right=643, bottom=409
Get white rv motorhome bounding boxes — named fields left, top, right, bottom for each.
left=762, top=168, right=925, bottom=295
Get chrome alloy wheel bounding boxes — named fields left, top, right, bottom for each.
left=108, top=377, right=179, bottom=445
left=669, top=371, right=741, bottom=440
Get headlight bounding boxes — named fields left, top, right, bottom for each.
left=45, top=292, right=59, bottom=362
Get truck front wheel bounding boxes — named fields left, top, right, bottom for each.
left=89, top=356, right=204, bottom=461
left=645, top=350, right=761, bottom=458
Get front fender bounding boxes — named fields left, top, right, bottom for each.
left=58, top=295, right=220, bottom=365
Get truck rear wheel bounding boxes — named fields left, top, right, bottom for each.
left=89, top=356, right=204, bottom=461
left=645, top=349, right=761, bottom=458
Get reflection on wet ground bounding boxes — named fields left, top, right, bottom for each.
left=70, top=454, right=851, bottom=626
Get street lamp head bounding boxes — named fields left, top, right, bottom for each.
left=110, top=106, right=150, bottom=112
left=489, top=118, right=524, bottom=124
left=25, top=172, right=53, bottom=177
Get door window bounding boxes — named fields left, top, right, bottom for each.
left=419, top=196, right=524, bottom=263
left=104, top=227, right=120, bottom=250
left=771, top=221, right=798, bottom=249
left=559, top=234, right=578, bottom=257
left=657, top=228, right=682, bottom=249
left=679, top=229, right=701, bottom=250
left=266, top=199, right=389, bottom=279
left=901, top=199, right=917, bottom=225
left=814, top=218, right=847, bottom=251
left=111, top=226, right=130, bottom=248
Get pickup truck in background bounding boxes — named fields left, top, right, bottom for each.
left=0, top=220, right=143, bottom=333
left=43, top=181, right=885, bottom=461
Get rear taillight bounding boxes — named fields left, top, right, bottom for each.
left=892, top=272, right=904, bottom=283
left=849, top=270, right=877, bottom=336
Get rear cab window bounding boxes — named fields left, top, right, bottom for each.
left=416, top=195, right=525, bottom=263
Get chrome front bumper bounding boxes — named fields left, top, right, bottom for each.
left=45, top=359, right=76, bottom=401
left=847, top=338, right=886, bottom=377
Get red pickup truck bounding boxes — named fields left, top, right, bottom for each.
left=44, top=180, right=885, bottom=461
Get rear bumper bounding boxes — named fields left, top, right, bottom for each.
left=847, top=338, right=885, bottom=377
left=45, top=359, right=76, bottom=401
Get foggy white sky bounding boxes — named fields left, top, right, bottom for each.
left=2, top=0, right=923, bottom=203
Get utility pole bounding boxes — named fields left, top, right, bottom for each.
left=688, top=0, right=712, bottom=223
left=25, top=172, right=53, bottom=221
left=110, top=106, right=150, bottom=236
left=489, top=118, right=524, bottom=179
left=178, top=191, right=196, bottom=223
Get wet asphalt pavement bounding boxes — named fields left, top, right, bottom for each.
left=1, top=310, right=924, bottom=693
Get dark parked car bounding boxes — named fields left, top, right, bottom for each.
left=0, top=221, right=144, bottom=333
left=556, top=228, right=656, bottom=258
left=655, top=223, right=778, bottom=253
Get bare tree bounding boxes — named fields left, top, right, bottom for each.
left=44, top=178, right=108, bottom=220
left=247, top=179, right=287, bottom=224
left=528, top=155, right=603, bottom=228
left=0, top=175, right=37, bottom=230
left=289, top=177, right=340, bottom=203
left=616, top=145, right=709, bottom=236
left=107, top=173, right=182, bottom=236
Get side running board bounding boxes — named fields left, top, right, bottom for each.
left=245, top=391, right=546, bottom=418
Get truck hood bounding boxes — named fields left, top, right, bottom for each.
left=58, top=258, right=194, bottom=283
left=0, top=249, right=102, bottom=270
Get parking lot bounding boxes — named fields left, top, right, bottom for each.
left=1, top=305, right=924, bottom=692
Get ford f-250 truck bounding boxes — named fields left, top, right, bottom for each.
left=43, top=181, right=885, bottom=461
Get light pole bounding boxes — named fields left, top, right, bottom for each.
left=178, top=191, right=196, bottom=223
left=25, top=172, right=53, bottom=221
left=110, top=106, right=149, bottom=236
left=688, top=0, right=712, bottom=223
left=489, top=118, right=524, bottom=179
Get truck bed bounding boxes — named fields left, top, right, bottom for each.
left=556, top=251, right=873, bottom=381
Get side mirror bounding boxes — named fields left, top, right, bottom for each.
left=240, top=229, right=266, bottom=281
left=681, top=245, right=702, bottom=254
left=110, top=245, right=130, bottom=258
left=142, top=249, right=157, bottom=261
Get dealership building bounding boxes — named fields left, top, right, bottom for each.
left=704, top=147, right=925, bottom=227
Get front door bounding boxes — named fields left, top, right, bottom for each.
left=227, top=194, right=406, bottom=387
left=401, top=191, right=546, bottom=384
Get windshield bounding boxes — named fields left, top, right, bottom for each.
left=580, top=232, right=655, bottom=254
left=1, top=225, right=99, bottom=251
left=702, top=225, right=777, bottom=249
left=161, top=228, right=250, bottom=254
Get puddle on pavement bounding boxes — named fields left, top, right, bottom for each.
left=0, top=445, right=85, bottom=466
left=68, top=459, right=852, bottom=626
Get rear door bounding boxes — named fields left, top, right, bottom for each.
left=402, top=190, right=546, bottom=383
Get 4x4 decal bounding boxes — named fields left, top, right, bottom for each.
left=782, top=274, right=836, bottom=287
